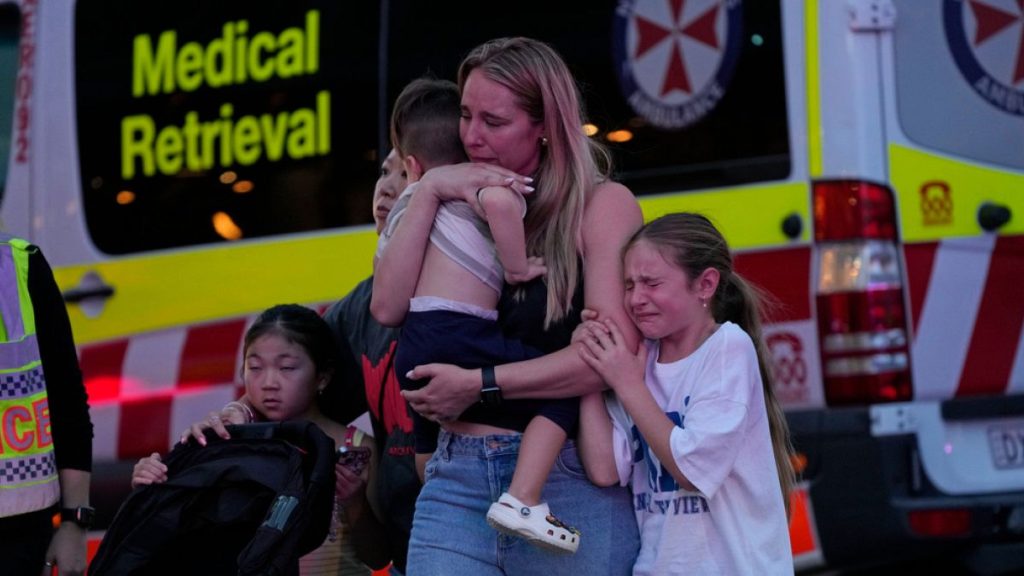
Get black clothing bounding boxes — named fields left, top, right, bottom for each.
left=29, top=248, right=93, bottom=471
left=322, top=276, right=417, bottom=574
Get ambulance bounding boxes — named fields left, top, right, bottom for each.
left=0, top=0, right=1021, bottom=572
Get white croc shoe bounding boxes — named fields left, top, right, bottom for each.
left=486, top=492, right=580, bottom=554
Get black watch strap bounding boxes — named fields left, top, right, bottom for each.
left=480, top=366, right=502, bottom=407
left=61, top=506, right=96, bottom=528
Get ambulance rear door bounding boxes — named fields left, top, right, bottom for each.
left=880, top=0, right=1024, bottom=522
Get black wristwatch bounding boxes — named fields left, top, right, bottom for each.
left=61, top=506, right=96, bottom=529
left=480, top=366, right=503, bottom=407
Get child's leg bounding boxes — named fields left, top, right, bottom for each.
left=486, top=416, right=580, bottom=553
left=506, top=416, right=566, bottom=506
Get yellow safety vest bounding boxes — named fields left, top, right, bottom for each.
left=0, top=235, right=58, bottom=517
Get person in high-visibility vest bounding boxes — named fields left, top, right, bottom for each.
left=0, top=235, right=93, bottom=576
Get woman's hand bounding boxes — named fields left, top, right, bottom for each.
left=419, top=162, right=534, bottom=208
left=178, top=408, right=246, bottom=446
left=131, top=453, right=168, bottom=488
left=44, top=522, right=88, bottom=576
left=578, top=318, right=647, bottom=392
left=401, top=363, right=480, bottom=422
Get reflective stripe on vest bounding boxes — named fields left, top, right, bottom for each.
left=0, top=235, right=58, bottom=517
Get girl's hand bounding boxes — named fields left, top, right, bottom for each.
left=335, top=460, right=368, bottom=505
left=578, top=318, right=647, bottom=392
left=131, top=453, right=168, bottom=488
left=419, top=163, right=533, bottom=207
left=401, top=363, right=479, bottom=422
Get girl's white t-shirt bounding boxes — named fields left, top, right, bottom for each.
left=605, top=321, right=793, bottom=575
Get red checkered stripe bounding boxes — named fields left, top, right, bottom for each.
left=904, top=236, right=1024, bottom=400
left=79, top=304, right=336, bottom=462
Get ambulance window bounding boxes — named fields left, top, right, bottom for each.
left=385, top=0, right=789, bottom=195
left=892, top=1, right=1024, bottom=170
left=0, top=5, right=18, bottom=197
left=74, top=0, right=381, bottom=255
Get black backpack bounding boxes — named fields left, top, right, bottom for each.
left=89, top=420, right=336, bottom=576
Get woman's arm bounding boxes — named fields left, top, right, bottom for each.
left=370, top=163, right=533, bottom=326
left=402, top=181, right=642, bottom=419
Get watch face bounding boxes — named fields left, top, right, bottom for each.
left=481, top=388, right=501, bottom=407
left=64, top=506, right=95, bottom=527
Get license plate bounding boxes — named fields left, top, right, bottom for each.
left=988, top=425, right=1024, bottom=469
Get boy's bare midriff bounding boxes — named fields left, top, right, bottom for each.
left=414, top=242, right=500, bottom=311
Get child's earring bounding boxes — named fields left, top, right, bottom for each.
left=540, top=136, right=548, bottom=147
left=701, top=298, right=708, bottom=309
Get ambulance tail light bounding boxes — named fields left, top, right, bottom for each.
left=813, top=180, right=912, bottom=405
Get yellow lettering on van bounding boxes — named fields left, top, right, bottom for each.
left=261, top=113, right=289, bottom=161
left=130, top=10, right=319, bottom=96
left=200, top=118, right=220, bottom=169
left=132, top=31, right=176, bottom=97
left=306, top=10, right=319, bottom=74
left=122, top=115, right=155, bottom=178
left=317, top=90, right=330, bottom=154
left=287, top=107, right=315, bottom=157
left=205, top=21, right=238, bottom=88
left=276, top=28, right=304, bottom=78
left=248, top=32, right=275, bottom=82
left=219, top=104, right=235, bottom=166
left=155, top=127, right=183, bottom=174
left=234, top=21, right=249, bottom=84
left=234, top=116, right=262, bottom=165
left=177, top=42, right=203, bottom=92
left=119, top=90, right=331, bottom=178
left=183, top=112, right=203, bottom=171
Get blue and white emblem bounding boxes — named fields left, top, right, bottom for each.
left=613, top=0, right=742, bottom=130
left=944, top=0, right=1024, bottom=116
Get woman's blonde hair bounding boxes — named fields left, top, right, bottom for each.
left=458, top=37, right=612, bottom=327
left=628, top=213, right=798, bottom=518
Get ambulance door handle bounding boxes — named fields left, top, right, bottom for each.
left=781, top=213, right=803, bottom=240
left=63, top=285, right=114, bottom=303
left=62, top=270, right=115, bottom=304
left=977, top=202, right=1011, bottom=232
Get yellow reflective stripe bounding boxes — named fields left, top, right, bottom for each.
left=0, top=359, right=42, bottom=374
left=54, top=229, right=378, bottom=345
left=10, top=242, right=35, bottom=336
left=805, top=0, right=823, bottom=177
left=0, top=236, right=36, bottom=336
left=637, top=182, right=809, bottom=250
left=0, top=475, right=58, bottom=490
left=890, top=144, right=1024, bottom=242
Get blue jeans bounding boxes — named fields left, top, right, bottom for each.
left=406, top=430, right=639, bottom=575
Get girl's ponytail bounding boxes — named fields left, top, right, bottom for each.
left=717, top=273, right=796, bottom=518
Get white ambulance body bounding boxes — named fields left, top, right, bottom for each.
left=0, top=0, right=1021, bottom=571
